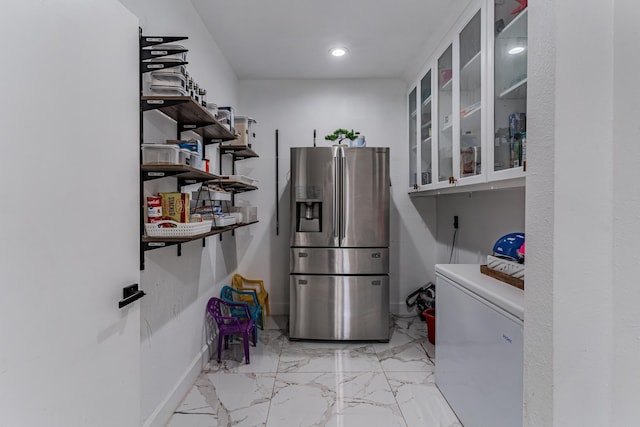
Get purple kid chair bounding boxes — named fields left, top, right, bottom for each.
left=206, top=297, right=256, bottom=364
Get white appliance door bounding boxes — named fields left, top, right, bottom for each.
left=436, top=274, right=523, bottom=427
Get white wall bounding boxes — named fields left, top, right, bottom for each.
left=434, top=188, right=525, bottom=265
left=1, top=2, right=141, bottom=426
left=526, top=1, right=640, bottom=425
left=116, top=1, right=241, bottom=426
left=237, top=79, right=437, bottom=315
left=611, top=2, right=640, bottom=423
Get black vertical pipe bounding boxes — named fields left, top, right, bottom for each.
left=139, top=28, right=145, bottom=270
left=275, top=129, right=279, bottom=236
left=177, top=121, right=183, bottom=256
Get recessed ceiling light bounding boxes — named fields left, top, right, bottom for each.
left=330, top=47, right=348, bottom=57
left=508, top=46, right=525, bottom=55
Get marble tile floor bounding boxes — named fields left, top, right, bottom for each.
left=166, top=315, right=461, bottom=427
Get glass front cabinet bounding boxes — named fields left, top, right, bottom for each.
left=408, top=67, right=435, bottom=192
left=489, top=1, right=527, bottom=180
left=409, top=87, right=418, bottom=189
left=458, top=9, right=484, bottom=185
left=437, top=44, right=454, bottom=187
left=408, top=0, right=526, bottom=194
left=420, top=70, right=433, bottom=186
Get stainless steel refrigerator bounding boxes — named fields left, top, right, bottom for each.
left=289, top=145, right=390, bottom=341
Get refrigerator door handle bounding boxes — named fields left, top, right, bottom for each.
left=332, top=147, right=340, bottom=240
left=339, top=147, right=346, bottom=243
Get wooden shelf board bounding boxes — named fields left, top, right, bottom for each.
left=141, top=164, right=221, bottom=181
left=141, top=96, right=236, bottom=141
left=211, top=180, right=258, bottom=193
left=219, top=144, right=259, bottom=159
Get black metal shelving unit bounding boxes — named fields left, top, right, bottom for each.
left=139, top=31, right=259, bottom=269
left=217, top=144, right=259, bottom=238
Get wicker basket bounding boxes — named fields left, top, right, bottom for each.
left=145, top=220, right=212, bottom=238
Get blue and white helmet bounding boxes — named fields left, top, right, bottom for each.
left=493, top=233, right=525, bottom=261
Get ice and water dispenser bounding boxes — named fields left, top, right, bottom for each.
left=294, top=186, right=322, bottom=233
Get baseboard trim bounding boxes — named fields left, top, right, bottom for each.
left=142, top=343, right=209, bottom=427
left=391, top=302, right=418, bottom=316
left=268, top=302, right=289, bottom=316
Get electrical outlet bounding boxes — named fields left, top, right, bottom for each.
left=454, top=215, right=459, bottom=229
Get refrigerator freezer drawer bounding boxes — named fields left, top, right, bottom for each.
left=290, top=247, right=389, bottom=275
left=289, top=274, right=390, bottom=341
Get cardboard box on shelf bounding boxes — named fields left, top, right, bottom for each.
left=160, top=192, right=190, bottom=222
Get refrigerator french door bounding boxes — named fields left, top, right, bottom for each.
left=289, top=146, right=390, bottom=341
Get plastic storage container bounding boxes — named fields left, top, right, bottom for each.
left=144, top=44, right=188, bottom=61
left=151, top=72, right=186, bottom=90
left=423, top=308, right=436, bottom=345
left=149, top=85, right=186, bottom=96
left=189, top=152, right=202, bottom=169
left=178, top=148, right=192, bottom=166
left=217, top=109, right=230, bottom=124
left=213, top=215, right=237, bottom=227
left=171, top=140, right=203, bottom=169
left=141, top=143, right=180, bottom=164
left=227, top=206, right=257, bottom=223
left=206, top=102, right=218, bottom=117
left=145, top=58, right=186, bottom=75
left=233, top=116, right=257, bottom=146
left=218, top=106, right=235, bottom=132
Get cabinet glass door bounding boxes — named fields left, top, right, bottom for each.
left=437, top=45, right=453, bottom=184
left=459, top=10, right=482, bottom=178
left=420, top=70, right=433, bottom=186
left=409, top=87, right=418, bottom=189
left=493, top=4, right=527, bottom=174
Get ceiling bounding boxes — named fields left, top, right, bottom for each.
left=190, top=0, right=472, bottom=81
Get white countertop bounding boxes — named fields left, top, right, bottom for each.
left=435, top=263, right=524, bottom=321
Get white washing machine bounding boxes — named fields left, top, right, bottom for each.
left=435, top=264, right=524, bottom=427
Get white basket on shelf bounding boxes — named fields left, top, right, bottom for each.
left=145, top=220, right=213, bottom=238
